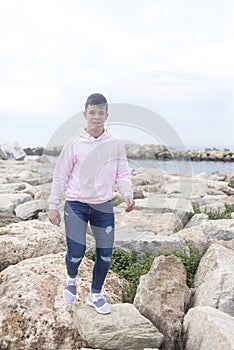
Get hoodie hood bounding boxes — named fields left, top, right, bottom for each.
left=80, top=128, right=113, bottom=142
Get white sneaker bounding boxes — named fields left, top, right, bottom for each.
left=87, top=293, right=111, bottom=314
left=63, top=277, right=77, bottom=303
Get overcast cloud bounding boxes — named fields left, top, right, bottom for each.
left=0, top=0, right=233, bottom=148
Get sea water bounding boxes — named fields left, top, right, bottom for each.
left=128, top=159, right=234, bottom=175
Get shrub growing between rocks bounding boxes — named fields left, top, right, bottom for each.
left=228, top=179, right=234, bottom=188
left=86, top=246, right=205, bottom=302
left=186, top=202, right=234, bottom=220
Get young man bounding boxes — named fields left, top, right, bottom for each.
left=48, top=93, right=134, bottom=314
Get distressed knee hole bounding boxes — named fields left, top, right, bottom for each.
left=70, top=256, right=82, bottom=263
left=105, top=226, right=112, bottom=234
left=100, top=255, right=111, bottom=263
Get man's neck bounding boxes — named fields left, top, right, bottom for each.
left=85, top=127, right=105, bottom=138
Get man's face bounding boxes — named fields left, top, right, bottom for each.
left=83, top=104, right=108, bottom=130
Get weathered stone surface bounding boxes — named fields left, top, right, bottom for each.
left=0, top=211, right=22, bottom=227
left=35, top=154, right=51, bottom=163
left=74, top=303, right=164, bottom=350
left=200, top=219, right=234, bottom=240
left=185, top=213, right=209, bottom=228
left=114, top=208, right=188, bottom=256
left=0, top=182, right=38, bottom=197
left=200, top=194, right=229, bottom=205
left=0, top=193, right=32, bottom=212
left=134, top=195, right=193, bottom=224
left=193, top=244, right=234, bottom=316
left=182, top=306, right=234, bottom=350
left=200, top=202, right=226, bottom=214
left=0, top=182, right=26, bottom=193
left=0, top=220, right=66, bottom=271
left=173, top=226, right=208, bottom=251
left=0, top=253, right=126, bottom=350
left=134, top=255, right=191, bottom=350
left=115, top=210, right=183, bottom=235
left=208, top=238, right=234, bottom=250
left=115, top=232, right=188, bottom=257
left=0, top=141, right=26, bottom=160
left=186, top=214, right=234, bottom=240
left=14, top=199, right=47, bottom=219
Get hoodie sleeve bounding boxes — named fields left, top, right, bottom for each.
left=116, top=141, right=133, bottom=199
left=47, top=140, right=75, bottom=210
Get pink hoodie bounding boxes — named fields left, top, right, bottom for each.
left=48, top=128, right=133, bottom=209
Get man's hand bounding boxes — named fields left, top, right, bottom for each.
left=124, top=197, right=135, bottom=212
left=48, top=209, right=61, bottom=226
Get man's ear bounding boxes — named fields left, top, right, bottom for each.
left=83, top=111, right=87, bottom=119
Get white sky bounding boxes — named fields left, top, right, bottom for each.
left=0, top=0, right=233, bottom=149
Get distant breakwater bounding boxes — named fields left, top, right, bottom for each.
left=23, top=144, right=234, bottom=162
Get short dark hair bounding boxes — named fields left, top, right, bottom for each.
left=85, top=93, right=108, bottom=112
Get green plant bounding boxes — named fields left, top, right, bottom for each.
left=156, top=247, right=205, bottom=288
left=228, top=179, right=234, bottom=188
left=224, top=203, right=234, bottom=213
left=186, top=201, right=201, bottom=220
left=208, top=210, right=231, bottom=220
left=85, top=248, right=154, bottom=303
left=112, top=196, right=124, bottom=207
left=186, top=201, right=234, bottom=220
left=173, top=248, right=204, bottom=287
left=86, top=246, right=205, bottom=302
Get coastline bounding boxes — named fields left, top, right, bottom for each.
left=23, top=144, right=234, bottom=162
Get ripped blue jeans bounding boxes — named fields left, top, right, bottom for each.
left=64, top=200, right=115, bottom=293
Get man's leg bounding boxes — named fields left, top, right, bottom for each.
left=87, top=201, right=115, bottom=313
left=63, top=201, right=88, bottom=303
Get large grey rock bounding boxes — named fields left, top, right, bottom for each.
left=186, top=214, right=234, bottom=240
left=173, top=226, right=208, bottom=252
left=74, top=303, right=164, bottom=350
left=0, top=220, right=66, bottom=271
left=134, top=255, right=191, bottom=350
left=200, top=202, right=226, bottom=214
left=200, top=194, right=229, bottom=206
left=200, top=219, right=234, bottom=240
left=0, top=141, right=26, bottom=160
left=185, top=213, right=209, bottom=228
left=182, top=306, right=234, bottom=350
left=208, top=238, right=234, bottom=250
left=115, top=210, right=183, bottom=235
left=0, top=183, right=26, bottom=193
left=14, top=199, right=47, bottom=219
left=0, top=193, right=32, bottom=212
left=115, top=232, right=188, bottom=257
left=133, top=194, right=193, bottom=225
left=193, top=244, right=234, bottom=316
left=114, top=208, right=188, bottom=256
left=0, top=253, right=125, bottom=350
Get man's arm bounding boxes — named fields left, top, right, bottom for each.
left=116, top=141, right=134, bottom=212
left=48, top=141, right=75, bottom=225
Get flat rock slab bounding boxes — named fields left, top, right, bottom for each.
left=0, top=220, right=66, bottom=271
left=74, top=303, right=164, bottom=350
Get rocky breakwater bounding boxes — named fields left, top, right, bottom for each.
left=125, top=144, right=234, bottom=161
left=22, top=144, right=234, bottom=162
left=0, top=157, right=234, bottom=349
